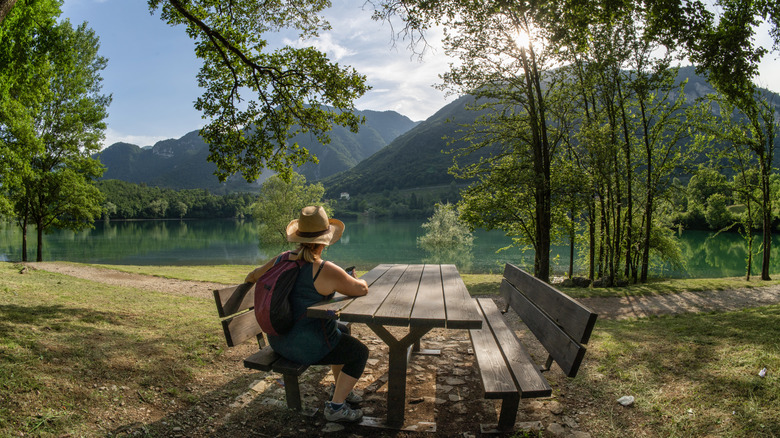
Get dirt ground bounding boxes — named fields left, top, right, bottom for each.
left=23, top=262, right=780, bottom=437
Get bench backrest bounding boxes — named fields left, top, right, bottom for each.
left=213, top=282, right=263, bottom=347
left=501, top=264, right=598, bottom=377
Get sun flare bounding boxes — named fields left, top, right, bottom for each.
left=512, top=29, right=532, bottom=49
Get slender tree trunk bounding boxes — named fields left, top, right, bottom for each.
left=617, top=80, right=634, bottom=281
left=569, top=209, right=575, bottom=279
left=0, top=0, right=17, bottom=24
left=519, top=44, right=551, bottom=282
left=640, top=101, right=653, bottom=283
left=36, top=221, right=44, bottom=262
left=21, top=217, right=28, bottom=262
left=760, top=155, right=772, bottom=280
left=588, top=199, right=596, bottom=281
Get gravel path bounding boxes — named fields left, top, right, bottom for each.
left=24, top=262, right=780, bottom=320
left=25, top=262, right=225, bottom=299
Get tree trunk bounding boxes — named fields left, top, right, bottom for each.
left=569, top=208, right=575, bottom=279
left=760, top=156, right=772, bottom=280
left=617, top=80, right=634, bottom=281
left=640, top=100, right=653, bottom=283
left=0, top=0, right=17, bottom=24
left=588, top=199, right=596, bottom=281
left=21, top=218, right=28, bottom=262
left=36, top=221, right=44, bottom=262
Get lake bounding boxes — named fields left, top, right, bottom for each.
left=0, top=218, right=776, bottom=278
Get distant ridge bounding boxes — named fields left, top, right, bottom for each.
left=324, top=66, right=780, bottom=197
left=95, top=109, right=418, bottom=193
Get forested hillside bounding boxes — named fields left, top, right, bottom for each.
left=97, top=180, right=255, bottom=220
left=95, top=109, right=417, bottom=192
left=325, top=66, right=780, bottom=197
left=323, top=94, right=490, bottom=197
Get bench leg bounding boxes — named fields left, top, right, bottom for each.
left=282, top=374, right=302, bottom=411
left=497, top=393, right=520, bottom=432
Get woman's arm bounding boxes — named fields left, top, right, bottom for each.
left=244, top=257, right=276, bottom=283
left=314, top=261, right=368, bottom=297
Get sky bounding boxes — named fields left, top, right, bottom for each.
left=60, top=0, right=779, bottom=149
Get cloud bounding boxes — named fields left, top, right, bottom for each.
left=285, top=33, right=357, bottom=61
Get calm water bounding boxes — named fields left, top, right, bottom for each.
left=1, top=218, right=777, bottom=277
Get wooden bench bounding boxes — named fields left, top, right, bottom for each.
left=469, top=263, right=598, bottom=433
left=213, top=282, right=311, bottom=412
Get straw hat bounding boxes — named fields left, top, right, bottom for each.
left=286, top=206, right=344, bottom=245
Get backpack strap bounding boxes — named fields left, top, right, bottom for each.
left=312, top=260, right=326, bottom=282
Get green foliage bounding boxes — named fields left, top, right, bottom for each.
left=148, top=0, right=369, bottom=183
left=96, top=179, right=254, bottom=220
left=1, top=6, right=110, bottom=261
left=417, top=203, right=474, bottom=269
left=705, top=193, right=734, bottom=230
left=417, top=203, right=473, bottom=250
left=0, top=0, right=62, bottom=214
left=251, top=172, right=327, bottom=246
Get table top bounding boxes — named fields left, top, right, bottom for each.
left=307, top=264, right=482, bottom=330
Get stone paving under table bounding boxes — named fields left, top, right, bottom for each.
left=228, top=316, right=595, bottom=437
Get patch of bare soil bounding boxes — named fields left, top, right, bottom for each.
left=23, top=262, right=780, bottom=437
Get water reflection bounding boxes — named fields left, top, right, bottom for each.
left=0, top=219, right=777, bottom=277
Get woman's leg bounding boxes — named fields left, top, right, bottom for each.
left=331, top=372, right=359, bottom=404
left=315, top=334, right=368, bottom=403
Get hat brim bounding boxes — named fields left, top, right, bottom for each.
left=286, top=218, right=344, bottom=245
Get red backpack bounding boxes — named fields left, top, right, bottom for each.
left=254, top=251, right=304, bottom=336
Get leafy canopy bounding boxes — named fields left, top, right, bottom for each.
left=148, top=0, right=370, bottom=183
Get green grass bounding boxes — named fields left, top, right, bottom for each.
left=3, top=261, right=779, bottom=437
left=0, top=262, right=226, bottom=436
left=574, top=307, right=780, bottom=437
left=88, top=263, right=780, bottom=300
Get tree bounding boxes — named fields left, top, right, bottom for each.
left=433, top=1, right=562, bottom=281
left=417, top=202, right=473, bottom=250
left=251, top=172, right=328, bottom=247
left=417, top=202, right=474, bottom=268
left=3, top=16, right=110, bottom=261
left=148, top=0, right=369, bottom=183
left=4, top=0, right=370, bottom=183
left=693, top=94, right=779, bottom=280
left=0, top=0, right=61, bottom=216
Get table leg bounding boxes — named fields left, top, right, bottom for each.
left=367, top=324, right=432, bottom=428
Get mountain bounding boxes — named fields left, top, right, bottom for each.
left=294, top=110, right=418, bottom=181
left=95, top=109, right=418, bottom=192
left=323, top=94, right=490, bottom=197
left=324, top=66, right=780, bottom=197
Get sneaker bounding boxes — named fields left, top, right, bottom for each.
left=324, top=402, right=363, bottom=423
left=328, top=383, right=363, bottom=404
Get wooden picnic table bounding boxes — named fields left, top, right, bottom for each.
left=307, top=263, right=483, bottom=428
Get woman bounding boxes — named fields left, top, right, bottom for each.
left=245, top=206, right=369, bottom=423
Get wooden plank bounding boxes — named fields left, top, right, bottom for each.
left=374, top=265, right=424, bottom=325
left=272, top=357, right=309, bottom=375
left=409, top=264, right=447, bottom=327
left=334, top=264, right=408, bottom=324
left=306, top=264, right=393, bottom=319
left=441, top=264, right=483, bottom=329
left=469, top=314, right=518, bottom=399
left=478, top=298, right=552, bottom=397
left=243, top=345, right=280, bottom=371
left=501, top=280, right=587, bottom=377
left=214, top=282, right=254, bottom=317
left=503, top=264, right=598, bottom=344
left=222, top=310, right=263, bottom=347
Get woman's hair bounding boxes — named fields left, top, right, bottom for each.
left=297, top=243, right=324, bottom=263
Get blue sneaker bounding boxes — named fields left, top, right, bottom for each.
left=324, top=402, right=363, bottom=422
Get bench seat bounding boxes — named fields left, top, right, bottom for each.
left=469, top=264, right=598, bottom=433
left=214, top=282, right=310, bottom=411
